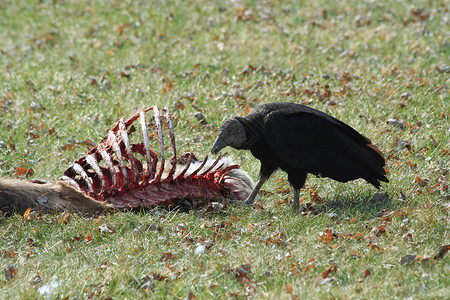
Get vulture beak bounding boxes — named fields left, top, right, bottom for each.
left=211, top=137, right=226, bottom=155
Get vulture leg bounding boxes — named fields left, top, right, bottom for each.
left=288, top=171, right=307, bottom=210
left=245, top=174, right=270, bottom=205
left=293, top=188, right=300, bottom=210
left=245, top=163, right=277, bottom=205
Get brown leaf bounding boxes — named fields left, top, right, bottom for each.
left=414, top=176, right=428, bottom=187
left=230, top=215, right=243, bottom=221
left=8, top=136, right=15, bottom=150
left=400, top=254, right=417, bottom=264
left=319, top=228, right=335, bottom=244
left=353, top=232, right=365, bottom=239
left=161, top=252, right=178, bottom=262
left=60, top=143, right=76, bottom=151
left=99, top=224, right=116, bottom=234
left=89, top=76, right=97, bottom=85
left=23, top=208, right=32, bottom=220
left=322, top=264, right=337, bottom=279
left=285, top=283, right=293, bottom=293
left=290, top=263, right=301, bottom=276
left=434, top=245, right=450, bottom=260
left=185, top=292, right=196, bottom=300
left=370, top=242, right=383, bottom=252
left=85, top=234, right=92, bottom=242
left=439, top=149, right=450, bottom=156
left=310, top=190, right=324, bottom=203
left=300, top=202, right=316, bottom=215
left=120, top=72, right=131, bottom=80
left=234, top=264, right=253, bottom=287
left=2, top=250, right=17, bottom=258
left=14, top=167, right=34, bottom=178
left=4, top=265, right=17, bottom=281
left=115, top=24, right=125, bottom=35
left=47, top=127, right=56, bottom=135
left=363, top=269, right=371, bottom=278
left=79, top=138, right=96, bottom=147
left=255, top=201, right=264, bottom=210
left=370, top=225, right=386, bottom=236
left=59, top=212, right=71, bottom=224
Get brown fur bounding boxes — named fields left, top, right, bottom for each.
left=0, top=179, right=111, bottom=215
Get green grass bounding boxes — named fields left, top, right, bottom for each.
left=1, top=0, right=449, bottom=298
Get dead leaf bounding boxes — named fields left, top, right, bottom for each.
left=363, top=269, right=371, bottom=278
left=99, top=224, right=115, bottom=234
left=290, top=263, right=301, bottom=276
left=403, top=233, right=414, bottom=244
left=230, top=215, right=243, bottom=221
left=285, top=283, right=293, bottom=293
left=160, top=253, right=178, bottom=262
left=434, top=245, right=450, bottom=260
left=370, top=225, right=386, bottom=236
left=319, top=228, right=336, bottom=244
left=23, top=208, right=31, bottom=220
left=185, top=291, right=196, bottom=300
left=253, top=200, right=263, bottom=210
left=120, top=71, right=131, bottom=80
left=14, top=167, right=34, bottom=178
left=322, top=264, right=337, bottom=279
left=4, top=265, right=17, bottom=281
left=387, top=119, right=406, bottom=130
left=394, top=138, right=411, bottom=151
left=234, top=264, right=253, bottom=287
left=194, top=112, right=207, bottom=125
left=310, top=190, right=324, bottom=203
left=370, top=242, right=383, bottom=252
left=60, top=143, right=76, bottom=151
left=400, top=254, right=417, bottom=264
left=79, top=139, right=96, bottom=147
left=47, top=127, right=56, bottom=135
left=414, top=176, right=428, bottom=187
left=400, top=218, right=409, bottom=230
left=243, top=104, right=252, bottom=114
left=300, top=202, right=316, bottom=215
left=59, top=212, right=71, bottom=224
left=2, top=250, right=17, bottom=258
left=85, top=234, right=92, bottom=242
left=8, top=137, right=15, bottom=150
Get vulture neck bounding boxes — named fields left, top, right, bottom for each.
left=235, top=116, right=264, bottom=149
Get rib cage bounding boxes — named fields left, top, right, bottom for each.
left=61, top=106, right=251, bottom=209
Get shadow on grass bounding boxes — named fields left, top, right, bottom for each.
left=302, top=188, right=406, bottom=222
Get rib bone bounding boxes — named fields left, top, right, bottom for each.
left=61, top=106, right=252, bottom=209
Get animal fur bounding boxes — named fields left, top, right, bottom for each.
left=0, top=179, right=109, bottom=215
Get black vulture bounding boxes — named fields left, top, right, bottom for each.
left=211, top=102, right=388, bottom=209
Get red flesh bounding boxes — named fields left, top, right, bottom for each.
left=61, top=106, right=250, bottom=209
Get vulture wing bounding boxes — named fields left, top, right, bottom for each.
left=263, top=105, right=387, bottom=187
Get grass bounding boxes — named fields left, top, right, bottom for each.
left=0, top=0, right=449, bottom=298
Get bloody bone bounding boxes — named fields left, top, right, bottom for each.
left=1, top=106, right=254, bottom=214
left=61, top=106, right=253, bottom=209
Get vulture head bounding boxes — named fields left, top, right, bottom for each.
left=211, top=118, right=246, bottom=154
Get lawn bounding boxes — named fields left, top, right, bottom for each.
left=0, top=0, right=449, bottom=298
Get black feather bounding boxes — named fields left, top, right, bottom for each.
left=212, top=102, right=388, bottom=209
